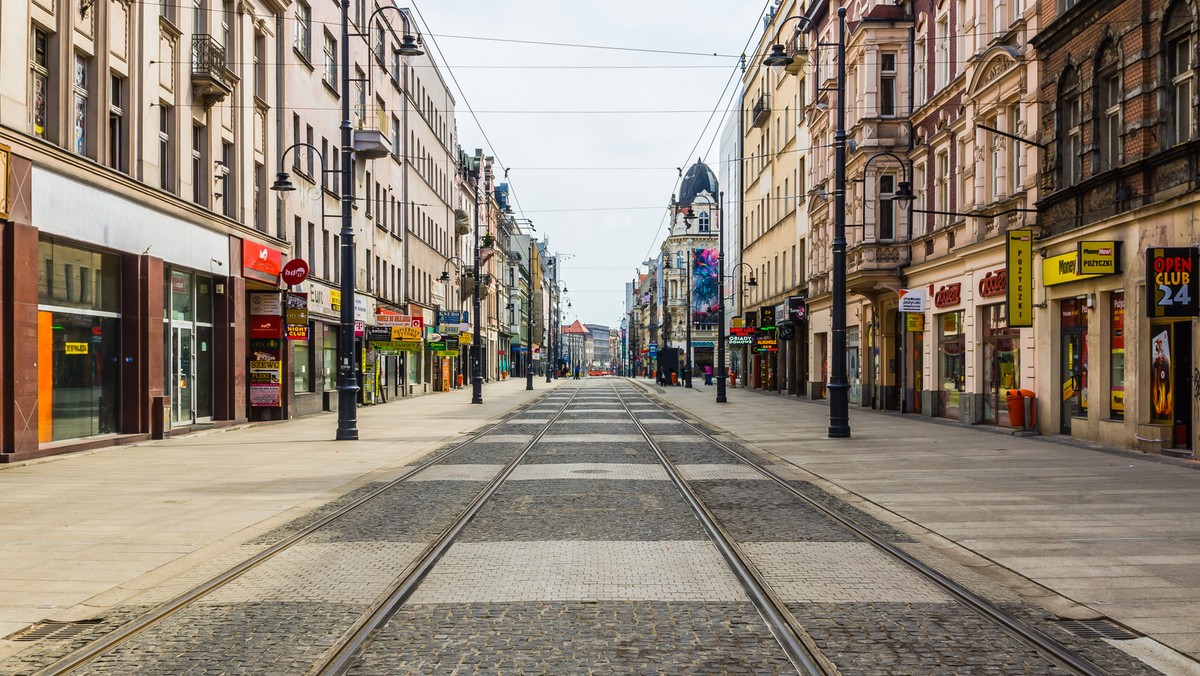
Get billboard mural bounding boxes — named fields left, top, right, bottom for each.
left=692, top=248, right=719, bottom=323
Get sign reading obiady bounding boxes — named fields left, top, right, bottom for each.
left=1006, top=229, right=1033, bottom=327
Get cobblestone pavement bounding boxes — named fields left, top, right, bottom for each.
left=1, top=380, right=1171, bottom=673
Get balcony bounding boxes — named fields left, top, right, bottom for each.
left=352, top=107, right=392, bottom=160
left=845, top=243, right=910, bottom=296
left=783, top=34, right=808, bottom=75
left=191, top=35, right=232, bottom=108
left=750, top=93, right=770, bottom=127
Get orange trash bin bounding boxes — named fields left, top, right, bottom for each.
left=1006, top=389, right=1025, bottom=428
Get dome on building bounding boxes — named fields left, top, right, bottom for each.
left=677, top=159, right=718, bottom=206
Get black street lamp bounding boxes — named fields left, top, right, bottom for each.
left=273, top=5, right=422, bottom=440
left=468, top=156, right=486, bottom=404
left=765, top=7, right=910, bottom=437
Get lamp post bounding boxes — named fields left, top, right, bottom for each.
left=271, top=5, right=422, bottom=440
left=765, top=7, right=909, bottom=437
left=546, top=259, right=556, bottom=384
left=470, top=157, right=485, bottom=404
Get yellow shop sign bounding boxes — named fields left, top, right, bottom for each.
left=1043, top=252, right=1102, bottom=286
left=1077, top=241, right=1121, bottom=276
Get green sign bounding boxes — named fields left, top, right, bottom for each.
left=372, top=340, right=422, bottom=354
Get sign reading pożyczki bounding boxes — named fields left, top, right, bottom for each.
left=1007, top=229, right=1033, bottom=327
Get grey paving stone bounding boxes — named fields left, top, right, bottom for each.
left=346, top=601, right=795, bottom=675
left=305, top=480, right=483, bottom=543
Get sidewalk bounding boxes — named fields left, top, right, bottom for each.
left=0, top=378, right=561, bottom=657
left=643, top=378, right=1200, bottom=669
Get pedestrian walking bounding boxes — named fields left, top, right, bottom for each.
left=704, top=364, right=713, bottom=385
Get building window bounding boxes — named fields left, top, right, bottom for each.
left=221, top=141, right=235, bottom=218
left=254, top=162, right=265, bottom=231
left=880, top=52, right=896, bottom=116
left=365, top=171, right=373, bottom=217
left=914, top=37, right=927, bottom=107
left=988, top=116, right=1002, bottom=200
left=1166, top=8, right=1194, bottom=146
left=220, top=0, right=234, bottom=53
left=323, top=31, right=337, bottom=89
left=307, top=222, right=315, bottom=268
left=392, top=114, right=401, bottom=159
left=934, top=150, right=949, bottom=229
left=353, top=66, right=366, bottom=126
left=374, top=22, right=386, bottom=64
left=159, top=105, right=174, bottom=192
left=254, top=35, right=266, bottom=100
left=31, top=28, right=50, bottom=140
left=935, top=17, right=949, bottom=90
left=699, top=212, right=710, bottom=232
left=193, top=0, right=204, bottom=33
left=1059, top=67, right=1082, bottom=188
left=1008, top=102, right=1021, bottom=195
left=107, top=75, right=126, bottom=172
left=878, top=174, right=896, bottom=240
left=322, top=229, right=330, bottom=279
left=294, top=1, right=311, bottom=60
left=331, top=147, right=340, bottom=193
left=192, top=124, right=207, bottom=206
left=1097, top=45, right=1121, bottom=170
left=72, top=53, right=89, bottom=156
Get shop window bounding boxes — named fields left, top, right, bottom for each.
left=1109, top=291, right=1125, bottom=419
left=1060, top=298, right=1089, bottom=430
left=321, top=324, right=337, bottom=390
left=36, top=241, right=122, bottom=442
left=938, top=311, right=965, bottom=419
left=293, top=332, right=312, bottom=392
left=72, top=52, right=90, bottom=157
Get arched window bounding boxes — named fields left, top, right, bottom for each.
left=1164, top=2, right=1195, bottom=146
left=1096, top=42, right=1122, bottom=171
left=1058, top=67, right=1082, bottom=188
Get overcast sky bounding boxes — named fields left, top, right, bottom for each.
left=411, top=1, right=771, bottom=330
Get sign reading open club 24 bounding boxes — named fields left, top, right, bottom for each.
left=1146, top=247, right=1199, bottom=317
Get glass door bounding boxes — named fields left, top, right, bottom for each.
left=195, top=325, right=213, bottom=420
left=172, top=325, right=194, bottom=424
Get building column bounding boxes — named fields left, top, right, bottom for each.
left=1, top=220, right=41, bottom=460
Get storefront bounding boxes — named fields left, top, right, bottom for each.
left=36, top=239, right=123, bottom=442
left=163, top=269, right=216, bottom=426
left=243, top=240, right=285, bottom=421
left=981, top=303, right=1020, bottom=426
left=1145, top=247, right=1197, bottom=451
left=937, top=310, right=965, bottom=420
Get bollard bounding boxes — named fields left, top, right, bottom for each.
left=1023, top=396, right=1034, bottom=432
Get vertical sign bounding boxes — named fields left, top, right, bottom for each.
left=1146, top=247, right=1198, bottom=317
left=1006, top=229, right=1033, bottom=327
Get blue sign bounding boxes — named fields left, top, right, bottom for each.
left=438, top=311, right=466, bottom=324
left=692, top=341, right=715, bottom=348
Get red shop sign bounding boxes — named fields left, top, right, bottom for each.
left=934, top=282, right=962, bottom=308
left=250, top=315, right=283, bottom=339
left=978, top=269, right=1007, bottom=298
left=243, top=240, right=283, bottom=281
left=280, top=258, right=310, bottom=286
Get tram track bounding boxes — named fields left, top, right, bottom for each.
left=623, top=379, right=1120, bottom=676
left=32, top=385, right=583, bottom=676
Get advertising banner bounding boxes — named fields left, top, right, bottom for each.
left=372, top=341, right=422, bottom=354
left=250, top=315, right=283, bottom=339
left=1078, top=241, right=1121, bottom=276
left=285, top=292, right=308, bottom=341
left=1006, top=229, right=1033, bottom=327
left=1146, top=247, right=1198, bottom=317
left=248, top=335, right=282, bottom=407
left=243, top=240, right=282, bottom=282
left=691, top=248, right=720, bottom=324
left=898, top=288, right=927, bottom=313
left=1042, top=251, right=1101, bottom=286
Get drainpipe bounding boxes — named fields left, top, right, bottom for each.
left=275, top=13, right=285, bottom=240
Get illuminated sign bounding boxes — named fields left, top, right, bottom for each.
left=1146, top=247, right=1198, bottom=317
left=242, top=240, right=282, bottom=281
left=759, top=306, right=776, bottom=328
left=728, top=335, right=752, bottom=345
left=64, top=342, right=88, bottom=355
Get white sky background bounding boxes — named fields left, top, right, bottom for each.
left=411, top=1, right=771, bottom=330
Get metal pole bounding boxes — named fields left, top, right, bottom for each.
left=716, top=191, right=727, bottom=403
left=335, top=0, right=359, bottom=440
left=828, top=7, right=851, bottom=438
left=471, top=162, right=483, bottom=404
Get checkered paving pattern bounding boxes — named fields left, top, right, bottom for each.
left=539, top=434, right=644, bottom=443
left=676, top=464, right=769, bottom=481
left=202, top=542, right=428, bottom=604
left=406, top=541, right=745, bottom=604
left=507, top=463, right=669, bottom=481
left=740, top=542, right=953, bottom=603
left=469, top=434, right=533, bottom=443
left=409, top=464, right=503, bottom=482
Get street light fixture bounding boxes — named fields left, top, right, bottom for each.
left=271, top=140, right=360, bottom=438
left=273, top=3, right=423, bottom=440
left=764, top=8, right=913, bottom=436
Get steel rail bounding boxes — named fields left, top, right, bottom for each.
left=629, top=381, right=1113, bottom=676
left=609, top=382, right=835, bottom=676
left=312, top=384, right=585, bottom=675
left=35, top=391, right=568, bottom=676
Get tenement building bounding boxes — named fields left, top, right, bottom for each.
left=1, top=0, right=287, bottom=460
left=1029, top=0, right=1198, bottom=453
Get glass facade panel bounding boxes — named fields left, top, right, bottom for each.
left=293, top=336, right=312, bottom=392
left=38, top=240, right=121, bottom=311
left=938, top=311, right=965, bottom=419
left=322, top=323, right=338, bottom=390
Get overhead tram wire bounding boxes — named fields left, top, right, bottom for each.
left=639, top=0, right=774, bottom=264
